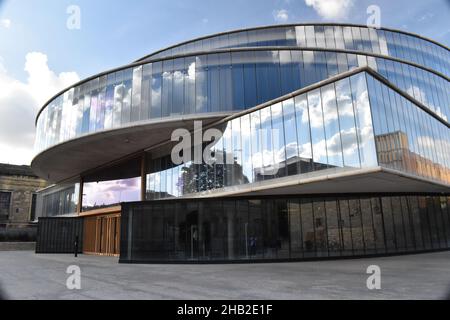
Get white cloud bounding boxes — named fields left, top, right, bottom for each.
left=406, top=85, right=447, bottom=121
left=0, top=52, right=79, bottom=165
left=0, top=19, right=11, bottom=29
left=304, top=0, right=354, bottom=20
left=273, top=9, right=289, bottom=23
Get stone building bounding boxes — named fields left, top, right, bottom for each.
left=0, top=164, right=48, bottom=226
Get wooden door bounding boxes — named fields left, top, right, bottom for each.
left=83, top=212, right=120, bottom=256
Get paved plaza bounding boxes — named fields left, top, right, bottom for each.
left=0, top=251, right=449, bottom=300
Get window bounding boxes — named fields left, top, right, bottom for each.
left=151, top=62, right=163, bottom=119
left=294, top=94, right=313, bottom=174
left=162, top=60, right=174, bottom=117
left=282, top=98, right=300, bottom=176
left=321, top=83, right=343, bottom=168
left=308, top=89, right=328, bottom=170
left=30, top=194, right=37, bottom=221
left=131, top=66, right=142, bottom=122
left=0, top=191, right=12, bottom=220
left=42, top=185, right=78, bottom=217
left=350, top=73, right=377, bottom=168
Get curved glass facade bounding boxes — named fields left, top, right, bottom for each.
left=145, top=71, right=449, bottom=200
left=34, top=24, right=450, bottom=263
left=143, top=25, right=450, bottom=76
left=34, top=49, right=449, bottom=155
left=121, top=194, right=450, bottom=263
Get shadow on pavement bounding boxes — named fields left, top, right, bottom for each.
left=445, top=288, right=450, bottom=300
left=0, top=284, right=8, bottom=300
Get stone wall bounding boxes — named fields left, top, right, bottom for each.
left=0, top=175, right=48, bottom=224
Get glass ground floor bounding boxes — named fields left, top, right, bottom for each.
left=119, top=194, right=450, bottom=263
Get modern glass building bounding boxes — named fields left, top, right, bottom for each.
left=33, top=23, right=450, bottom=263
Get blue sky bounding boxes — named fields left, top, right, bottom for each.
left=1, top=0, right=449, bottom=81
left=0, top=0, right=449, bottom=165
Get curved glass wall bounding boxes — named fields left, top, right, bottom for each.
left=143, top=25, right=450, bottom=77
left=145, top=71, right=450, bottom=201
left=36, top=183, right=80, bottom=218
left=34, top=50, right=449, bottom=155
left=120, top=194, right=450, bottom=262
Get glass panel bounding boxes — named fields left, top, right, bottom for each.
left=288, top=199, right=303, bottom=258
left=131, top=66, right=142, bottom=122
left=248, top=200, right=263, bottom=259
left=350, top=73, right=377, bottom=168
left=280, top=50, right=295, bottom=95
left=231, top=52, right=245, bottom=110
left=104, top=74, right=115, bottom=129
left=295, top=26, right=306, bottom=47
left=241, top=115, right=253, bottom=184
left=82, top=177, right=140, bottom=211
left=433, top=196, right=446, bottom=248
left=266, top=200, right=290, bottom=259
left=300, top=198, right=315, bottom=257
left=408, top=196, right=424, bottom=250
left=96, top=77, right=106, bottom=131
left=208, top=53, right=220, bottom=113
left=321, top=83, right=343, bottom=168
left=370, top=197, right=386, bottom=253
left=335, top=78, right=360, bottom=168
left=339, top=198, right=353, bottom=255
left=325, top=199, right=342, bottom=256
left=231, top=118, right=245, bottom=185
left=305, top=26, right=316, bottom=47
left=151, top=62, right=162, bottom=119
left=121, top=69, right=133, bottom=124
left=324, top=26, right=336, bottom=49
left=349, top=199, right=364, bottom=254
left=242, top=52, right=257, bottom=109
left=418, top=196, right=432, bottom=250
left=313, top=199, right=328, bottom=257
left=314, top=26, right=325, bottom=48
left=326, top=52, right=338, bottom=77
left=254, top=51, right=281, bottom=105
left=172, top=58, right=185, bottom=115
left=334, top=26, right=345, bottom=49
left=308, top=89, right=328, bottom=170
left=400, top=196, right=415, bottom=251
left=250, top=110, right=263, bottom=182
left=282, top=98, right=300, bottom=176
left=161, top=60, right=173, bottom=117
left=294, top=94, right=313, bottom=173
left=195, top=55, right=208, bottom=113
left=271, top=103, right=286, bottom=179
left=391, top=196, right=406, bottom=251
left=360, top=197, right=375, bottom=254
left=184, top=57, right=196, bottom=115
left=141, top=64, right=152, bottom=120
left=219, top=53, right=233, bottom=112
left=234, top=200, right=249, bottom=260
